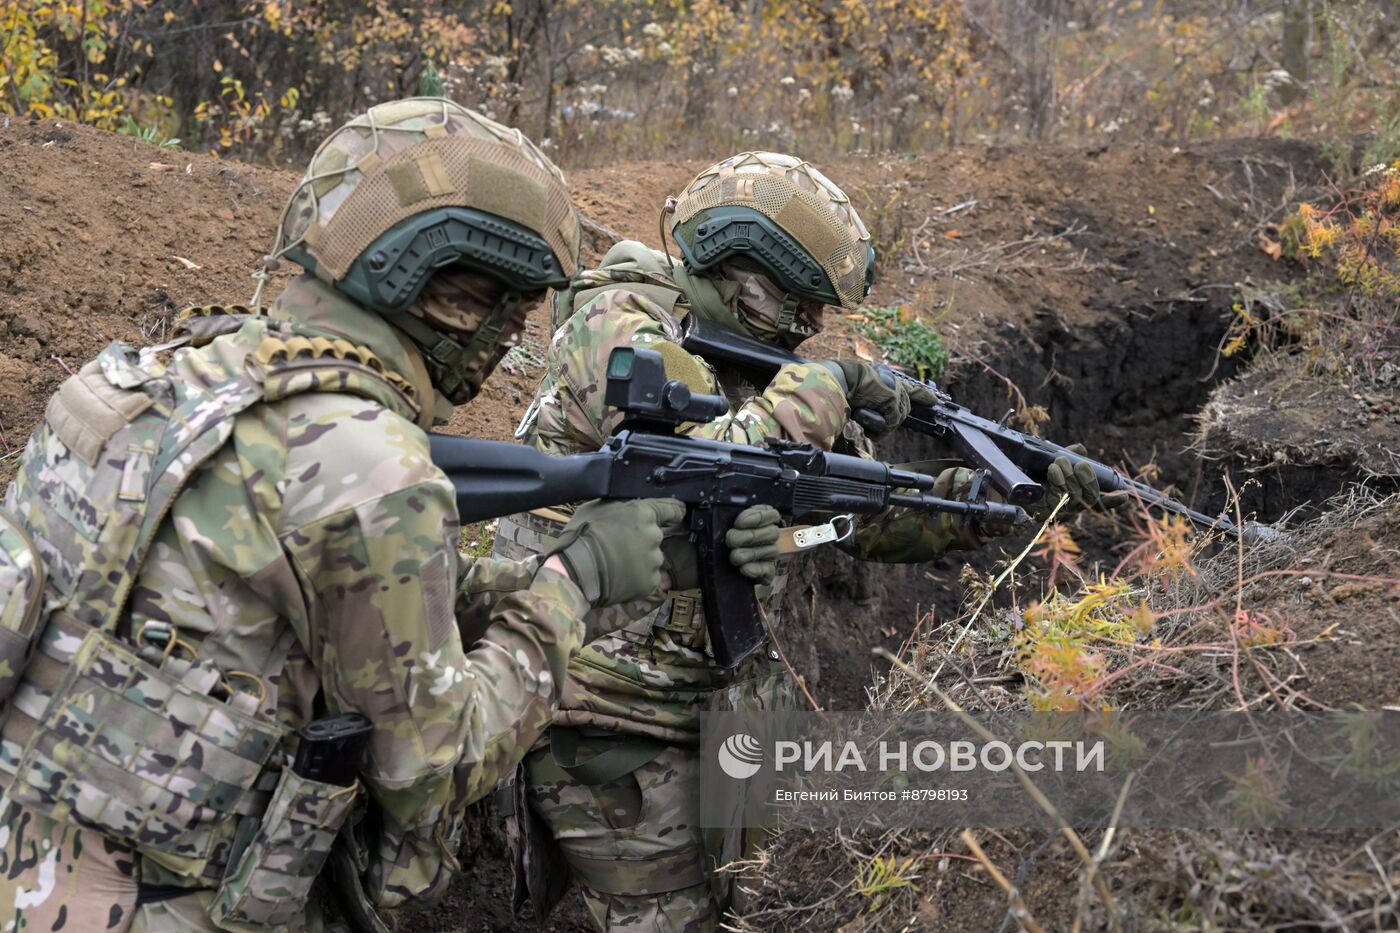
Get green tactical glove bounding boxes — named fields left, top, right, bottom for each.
left=820, top=361, right=937, bottom=440
left=660, top=504, right=782, bottom=591
left=725, top=505, right=782, bottom=587
left=1031, top=444, right=1114, bottom=521
left=547, top=498, right=686, bottom=608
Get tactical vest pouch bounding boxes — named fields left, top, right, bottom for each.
left=207, top=768, right=359, bottom=929
left=5, top=623, right=280, bottom=878
left=0, top=509, right=45, bottom=709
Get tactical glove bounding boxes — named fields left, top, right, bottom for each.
left=547, top=498, right=686, bottom=608
left=725, top=505, right=782, bottom=587
left=1031, top=444, right=1117, bottom=521
left=661, top=504, right=782, bottom=591
left=820, top=361, right=937, bottom=440
left=934, top=466, right=1017, bottom=540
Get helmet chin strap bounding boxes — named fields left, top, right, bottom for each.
left=774, top=293, right=801, bottom=334
left=734, top=283, right=815, bottom=348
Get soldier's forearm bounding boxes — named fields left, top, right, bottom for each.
left=449, top=565, right=587, bottom=802
left=689, top=361, right=849, bottom=448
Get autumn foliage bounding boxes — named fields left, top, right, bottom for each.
left=2, top=1, right=1397, bottom=168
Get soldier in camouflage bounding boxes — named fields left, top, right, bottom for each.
left=496, top=151, right=1111, bottom=931
left=0, top=99, right=695, bottom=932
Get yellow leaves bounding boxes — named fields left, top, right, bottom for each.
left=1128, top=601, right=1156, bottom=636
left=1233, top=609, right=1291, bottom=649
left=1015, top=577, right=1145, bottom=707
left=1220, top=300, right=1258, bottom=359
left=1294, top=170, right=1400, bottom=301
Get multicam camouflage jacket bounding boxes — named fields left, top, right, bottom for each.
left=0, top=274, right=588, bottom=914
left=499, top=242, right=984, bottom=740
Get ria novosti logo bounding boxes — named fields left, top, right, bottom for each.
left=717, top=733, right=764, bottom=779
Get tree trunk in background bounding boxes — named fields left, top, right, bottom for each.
left=1281, top=0, right=1310, bottom=104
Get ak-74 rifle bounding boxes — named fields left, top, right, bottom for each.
left=681, top=314, right=1276, bottom=542
left=429, top=346, right=1027, bottom=668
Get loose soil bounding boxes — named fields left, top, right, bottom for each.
left=4, top=119, right=1394, bottom=931
left=1196, top=351, right=1400, bottom=520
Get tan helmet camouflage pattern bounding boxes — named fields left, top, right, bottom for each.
left=670, top=150, right=873, bottom=312
left=258, top=98, right=583, bottom=406
left=0, top=282, right=593, bottom=928
left=498, top=241, right=989, bottom=932
left=270, top=97, right=579, bottom=291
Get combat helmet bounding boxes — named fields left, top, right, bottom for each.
left=262, top=97, right=581, bottom=401
left=669, top=151, right=874, bottom=340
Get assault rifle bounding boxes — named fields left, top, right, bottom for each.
left=681, top=314, right=1273, bottom=542
left=429, top=346, right=1026, bottom=667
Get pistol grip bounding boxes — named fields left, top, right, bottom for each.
left=852, top=407, right=887, bottom=435
left=691, top=505, right=767, bottom=669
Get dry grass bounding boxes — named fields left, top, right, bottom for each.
left=725, top=488, right=1400, bottom=931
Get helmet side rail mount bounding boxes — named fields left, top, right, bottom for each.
left=674, top=205, right=845, bottom=308
left=291, top=206, right=570, bottom=316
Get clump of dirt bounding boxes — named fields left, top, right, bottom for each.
left=1195, top=351, right=1400, bottom=519
left=732, top=825, right=1400, bottom=932
left=1126, top=489, right=1400, bottom=711
left=0, top=120, right=293, bottom=463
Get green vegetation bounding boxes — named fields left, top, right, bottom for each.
left=853, top=855, right=920, bottom=910
left=460, top=520, right=497, bottom=561
left=118, top=116, right=180, bottom=150
left=4, top=2, right=1397, bottom=167
left=856, top=305, right=948, bottom=381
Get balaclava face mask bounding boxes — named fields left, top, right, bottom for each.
left=401, top=268, right=536, bottom=405
left=717, top=260, right=825, bottom=349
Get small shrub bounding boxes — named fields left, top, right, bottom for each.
left=119, top=116, right=180, bottom=149
left=856, top=305, right=948, bottom=381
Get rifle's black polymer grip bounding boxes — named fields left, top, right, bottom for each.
left=690, top=505, right=767, bottom=669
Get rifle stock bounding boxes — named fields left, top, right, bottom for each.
left=427, top=436, right=614, bottom=523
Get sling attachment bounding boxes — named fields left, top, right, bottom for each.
left=780, top=514, right=854, bottom=554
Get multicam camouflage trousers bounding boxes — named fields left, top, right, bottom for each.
left=0, top=798, right=335, bottom=933
left=525, top=742, right=731, bottom=933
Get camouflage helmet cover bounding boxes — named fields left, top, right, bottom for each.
left=272, top=97, right=581, bottom=314
left=669, top=151, right=873, bottom=312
